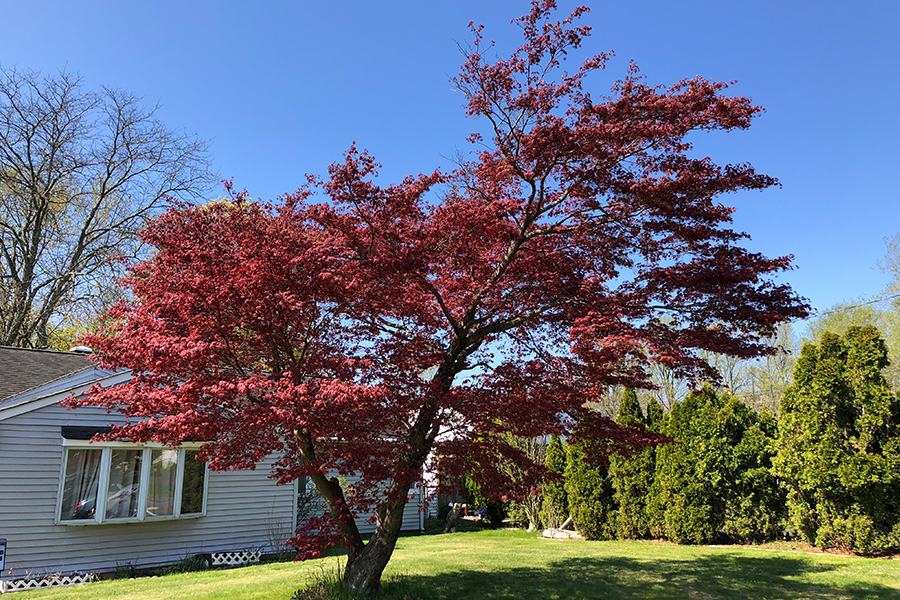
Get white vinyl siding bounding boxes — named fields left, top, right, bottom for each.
left=0, top=397, right=424, bottom=577
left=0, top=403, right=294, bottom=577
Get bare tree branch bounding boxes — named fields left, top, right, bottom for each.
left=0, top=68, right=214, bottom=348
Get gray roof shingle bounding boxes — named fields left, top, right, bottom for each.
left=0, top=346, right=93, bottom=401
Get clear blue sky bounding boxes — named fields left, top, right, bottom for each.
left=2, top=1, right=898, bottom=320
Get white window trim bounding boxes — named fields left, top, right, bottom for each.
left=55, top=441, right=209, bottom=526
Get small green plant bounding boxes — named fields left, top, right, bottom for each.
left=149, top=553, right=209, bottom=576
left=112, top=561, right=136, bottom=580
left=291, top=563, right=431, bottom=600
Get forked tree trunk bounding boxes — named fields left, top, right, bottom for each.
left=337, top=354, right=459, bottom=596
left=343, top=482, right=412, bottom=597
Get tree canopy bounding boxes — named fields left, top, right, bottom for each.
left=0, top=68, right=212, bottom=349
left=75, top=2, right=808, bottom=596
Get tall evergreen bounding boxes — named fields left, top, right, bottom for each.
left=648, top=386, right=780, bottom=544
left=616, top=388, right=644, bottom=427
left=565, top=442, right=616, bottom=540
left=609, top=389, right=656, bottom=539
left=774, top=325, right=900, bottom=553
left=646, top=396, right=664, bottom=432
left=724, top=407, right=785, bottom=542
left=541, top=434, right=569, bottom=528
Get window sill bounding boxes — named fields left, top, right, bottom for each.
left=56, top=513, right=205, bottom=526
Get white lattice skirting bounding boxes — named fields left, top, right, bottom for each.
left=0, top=572, right=97, bottom=593
left=210, top=551, right=261, bottom=567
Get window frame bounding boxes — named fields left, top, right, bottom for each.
left=55, top=440, right=209, bottom=526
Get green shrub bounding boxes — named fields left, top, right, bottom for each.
left=609, top=389, right=656, bottom=539
left=774, top=325, right=900, bottom=553
left=724, top=409, right=785, bottom=542
left=565, top=442, right=615, bottom=540
left=648, top=386, right=781, bottom=544
left=541, top=434, right=569, bottom=528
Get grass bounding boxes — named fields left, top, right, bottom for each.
left=15, top=529, right=900, bottom=599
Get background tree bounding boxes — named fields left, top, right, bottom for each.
left=774, top=325, right=900, bottom=553
left=502, top=434, right=547, bottom=531
left=648, top=386, right=780, bottom=544
left=743, top=323, right=798, bottom=412
left=541, top=434, right=569, bottom=528
left=807, top=302, right=900, bottom=392
left=77, top=3, right=808, bottom=596
left=0, top=68, right=212, bottom=348
left=609, top=388, right=658, bottom=539
left=652, top=323, right=799, bottom=412
left=701, top=350, right=752, bottom=394
left=646, top=362, right=692, bottom=411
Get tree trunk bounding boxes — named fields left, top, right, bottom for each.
left=343, top=483, right=411, bottom=597
left=339, top=353, right=460, bottom=596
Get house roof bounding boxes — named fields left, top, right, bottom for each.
left=0, top=346, right=94, bottom=401
left=0, top=346, right=131, bottom=421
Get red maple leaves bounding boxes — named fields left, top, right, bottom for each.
left=74, top=1, right=808, bottom=587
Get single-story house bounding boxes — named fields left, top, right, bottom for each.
left=0, top=346, right=424, bottom=580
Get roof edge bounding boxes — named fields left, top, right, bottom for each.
left=0, top=368, right=133, bottom=422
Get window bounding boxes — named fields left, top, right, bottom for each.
left=57, top=443, right=207, bottom=524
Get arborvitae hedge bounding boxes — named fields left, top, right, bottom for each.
left=724, top=408, right=785, bottom=542
left=541, top=434, right=569, bottom=528
left=616, top=387, right=643, bottom=427
left=647, top=386, right=780, bottom=544
left=774, top=325, right=900, bottom=553
left=609, top=388, right=656, bottom=539
left=646, top=396, right=663, bottom=432
left=476, top=326, right=900, bottom=554
left=565, top=441, right=616, bottom=540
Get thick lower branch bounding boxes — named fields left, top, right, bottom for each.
left=294, top=428, right=365, bottom=557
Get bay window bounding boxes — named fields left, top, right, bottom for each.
left=57, top=442, right=207, bottom=524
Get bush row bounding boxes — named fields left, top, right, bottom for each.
left=543, top=325, right=900, bottom=554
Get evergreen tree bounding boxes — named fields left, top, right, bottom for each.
left=565, top=442, right=616, bottom=540
left=648, top=386, right=780, bottom=544
left=774, top=325, right=900, bottom=553
left=646, top=396, right=664, bottom=432
left=723, top=407, right=785, bottom=542
left=609, top=389, right=656, bottom=539
left=541, top=435, right=569, bottom=528
left=617, top=388, right=644, bottom=427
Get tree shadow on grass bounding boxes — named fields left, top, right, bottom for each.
left=392, top=553, right=897, bottom=600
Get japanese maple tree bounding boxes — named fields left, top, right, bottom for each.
left=76, top=2, right=808, bottom=596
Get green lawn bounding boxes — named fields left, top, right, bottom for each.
left=16, top=530, right=900, bottom=599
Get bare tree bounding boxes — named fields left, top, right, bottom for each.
left=0, top=68, right=212, bottom=348
left=646, top=362, right=691, bottom=411
left=700, top=350, right=752, bottom=395
left=743, top=323, right=798, bottom=412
